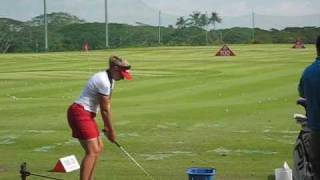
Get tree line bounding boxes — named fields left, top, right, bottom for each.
left=0, top=12, right=319, bottom=53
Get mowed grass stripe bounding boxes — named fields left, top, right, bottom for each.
left=0, top=80, right=83, bottom=97
left=121, top=65, right=299, bottom=102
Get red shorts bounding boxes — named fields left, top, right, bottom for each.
left=67, top=103, right=99, bottom=140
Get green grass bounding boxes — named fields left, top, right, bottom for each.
left=0, top=44, right=315, bottom=180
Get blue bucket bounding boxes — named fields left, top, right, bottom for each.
left=186, top=167, right=216, bottom=180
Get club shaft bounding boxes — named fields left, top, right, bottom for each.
left=101, top=130, right=155, bottom=180
left=30, top=173, right=63, bottom=180
left=118, top=145, right=154, bottom=180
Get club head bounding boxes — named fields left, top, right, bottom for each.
left=294, top=113, right=307, bottom=126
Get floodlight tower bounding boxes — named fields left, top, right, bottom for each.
left=105, top=0, right=109, bottom=48
left=252, top=10, right=255, bottom=43
left=44, top=0, right=48, bottom=51
left=158, top=10, right=161, bottom=44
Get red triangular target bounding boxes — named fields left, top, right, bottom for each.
left=52, top=155, right=80, bottom=173
left=53, top=161, right=65, bottom=173
left=215, top=44, right=236, bottom=56
left=292, top=38, right=305, bottom=49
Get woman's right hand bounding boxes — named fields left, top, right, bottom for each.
left=103, top=128, right=116, bottom=143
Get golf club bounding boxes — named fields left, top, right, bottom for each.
left=102, top=130, right=155, bottom=180
left=20, top=162, right=63, bottom=180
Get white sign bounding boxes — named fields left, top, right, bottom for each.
left=53, top=155, right=80, bottom=173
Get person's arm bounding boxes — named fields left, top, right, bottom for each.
left=100, top=94, right=115, bottom=143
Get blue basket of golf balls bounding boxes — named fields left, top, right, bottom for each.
left=186, top=167, right=216, bottom=180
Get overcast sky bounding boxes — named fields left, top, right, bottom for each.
left=0, top=0, right=319, bottom=21
left=141, top=0, right=320, bottom=16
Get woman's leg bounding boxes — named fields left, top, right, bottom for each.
left=79, top=137, right=103, bottom=180
left=88, top=137, right=104, bottom=180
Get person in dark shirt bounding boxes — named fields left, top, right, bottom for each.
left=298, top=35, right=320, bottom=179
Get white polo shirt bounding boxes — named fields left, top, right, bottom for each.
left=75, top=71, right=114, bottom=113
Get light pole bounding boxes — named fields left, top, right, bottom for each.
left=44, top=0, right=48, bottom=51
left=105, top=0, right=109, bottom=48
left=252, top=11, right=255, bottom=43
left=158, top=10, right=161, bottom=44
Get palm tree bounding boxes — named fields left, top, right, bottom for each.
left=199, top=13, right=209, bottom=28
left=209, top=12, right=222, bottom=42
left=200, top=13, right=210, bottom=44
left=188, top=11, right=202, bottom=27
left=209, top=12, right=222, bottom=30
left=176, top=17, right=187, bottom=29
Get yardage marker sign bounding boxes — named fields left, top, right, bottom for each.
left=52, top=155, right=80, bottom=173
left=215, top=44, right=236, bottom=56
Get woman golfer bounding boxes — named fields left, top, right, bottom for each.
left=67, top=55, right=132, bottom=180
